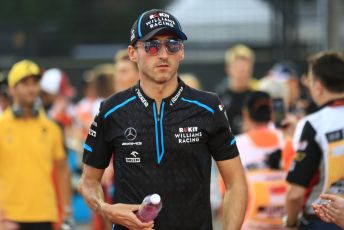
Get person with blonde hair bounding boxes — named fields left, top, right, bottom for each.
left=218, top=44, right=258, bottom=135
left=179, top=73, right=201, bottom=89
left=113, top=49, right=139, bottom=92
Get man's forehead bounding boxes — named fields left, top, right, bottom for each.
left=150, top=32, right=179, bottom=41
left=17, top=75, right=40, bottom=84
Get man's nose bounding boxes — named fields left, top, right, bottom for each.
left=157, top=44, right=169, bottom=59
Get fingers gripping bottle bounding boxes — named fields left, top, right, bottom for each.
left=136, top=194, right=162, bottom=223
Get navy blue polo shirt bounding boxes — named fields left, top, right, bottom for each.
left=83, top=79, right=239, bottom=230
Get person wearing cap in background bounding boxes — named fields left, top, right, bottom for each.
left=113, top=49, right=139, bottom=93
left=78, top=9, right=247, bottom=230
left=0, top=69, right=11, bottom=114
left=40, top=68, right=76, bottom=129
left=74, top=66, right=115, bottom=230
left=217, top=44, right=259, bottom=135
left=40, top=68, right=76, bottom=230
left=0, top=60, right=72, bottom=230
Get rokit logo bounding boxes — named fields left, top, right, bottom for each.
left=175, top=126, right=202, bottom=144
left=126, top=151, right=141, bottom=163
left=122, top=127, right=142, bottom=146
left=149, top=12, right=170, bottom=20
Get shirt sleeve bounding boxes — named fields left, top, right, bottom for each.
left=207, top=97, right=239, bottom=161
left=286, top=120, right=322, bottom=187
left=82, top=102, right=113, bottom=169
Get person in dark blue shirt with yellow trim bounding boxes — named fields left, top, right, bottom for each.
left=78, top=9, right=248, bottom=230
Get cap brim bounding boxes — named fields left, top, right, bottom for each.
left=139, top=27, right=187, bottom=42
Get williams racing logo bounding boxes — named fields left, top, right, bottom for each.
left=146, top=12, right=176, bottom=29
left=175, top=126, right=202, bottom=144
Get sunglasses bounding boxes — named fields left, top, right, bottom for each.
left=135, top=39, right=183, bottom=55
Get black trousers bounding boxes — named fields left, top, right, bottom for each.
left=17, top=222, right=52, bottom=230
left=299, top=215, right=341, bottom=230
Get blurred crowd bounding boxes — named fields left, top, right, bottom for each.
left=0, top=44, right=343, bottom=230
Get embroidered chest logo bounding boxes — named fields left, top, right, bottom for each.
left=122, top=127, right=142, bottom=146
left=175, top=126, right=202, bottom=144
left=125, top=151, right=141, bottom=163
left=124, top=127, right=137, bottom=141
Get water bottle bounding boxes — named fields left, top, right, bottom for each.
left=136, top=194, right=162, bottom=223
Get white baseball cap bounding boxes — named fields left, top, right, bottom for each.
left=40, top=68, right=75, bottom=97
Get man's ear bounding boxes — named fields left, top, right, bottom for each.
left=242, top=108, right=249, bottom=122
left=314, top=79, right=324, bottom=97
left=241, top=108, right=251, bottom=132
left=8, top=86, right=16, bottom=98
left=128, top=45, right=137, bottom=62
left=179, top=45, right=185, bottom=61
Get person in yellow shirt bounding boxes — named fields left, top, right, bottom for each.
left=0, top=60, right=72, bottom=230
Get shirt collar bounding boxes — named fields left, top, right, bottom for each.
left=319, top=97, right=344, bottom=110
left=133, top=77, right=186, bottom=109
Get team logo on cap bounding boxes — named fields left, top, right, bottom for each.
left=149, top=12, right=170, bottom=19
left=145, top=13, right=176, bottom=29
left=131, top=29, right=136, bottom=42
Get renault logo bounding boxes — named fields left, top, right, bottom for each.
left=124, top=127, right=137, bottom=141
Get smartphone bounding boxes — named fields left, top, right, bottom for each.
left=272, top=98, right=286, bottom=128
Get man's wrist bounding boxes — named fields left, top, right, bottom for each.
left=282, top=215, right=299, bottom=228
left=98, top=200, right=108, bottom=214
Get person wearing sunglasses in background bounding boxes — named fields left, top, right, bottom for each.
left=78, top=9, right=247, bottom=230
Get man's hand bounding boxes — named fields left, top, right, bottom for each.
left=312, top=194, right=344, bottom=229
left=0, top=210, right=19, bottom=230
left=283, top=227, right=297, bottom=230
left=101, top=203, right=154, bottom=230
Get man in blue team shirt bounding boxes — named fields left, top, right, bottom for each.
left=78, top=9, right=247, bottom=230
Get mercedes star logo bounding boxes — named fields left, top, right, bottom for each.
left=124, top=127, right=137, bottom=141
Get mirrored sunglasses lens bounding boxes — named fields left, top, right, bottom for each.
left=148, top=46, right=159, bottom=55
left=146, top=41, right=160, bottom=55
left=166, top=41, right=181, bottom=53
